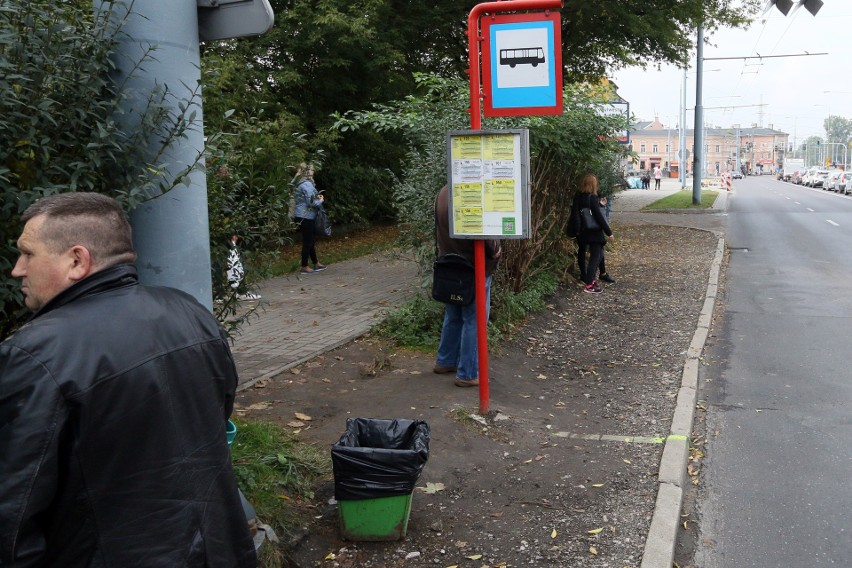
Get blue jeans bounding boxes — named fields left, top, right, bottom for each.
left=436, top=275, right=491, bottom=381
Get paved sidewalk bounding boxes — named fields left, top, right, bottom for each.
left=232, top=250, right=419, bottom=388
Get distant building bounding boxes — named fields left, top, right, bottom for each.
left=627, top=118, right=790, bottom=177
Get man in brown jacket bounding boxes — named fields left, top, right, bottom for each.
left=432, top=186, right=501, bottom=387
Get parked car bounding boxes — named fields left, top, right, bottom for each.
left=846, top=173, right=852, bottom=195
left=825, top=171, right=842, bottom=191
left=791, top=170, right=803, bottom=184
left=802, top=167, right=818, bottom=186
left=812, top=170, right=830, bottom=188
left=839, top=172, right=852, bottom=195
left=732, top=171, right=743, bottom=179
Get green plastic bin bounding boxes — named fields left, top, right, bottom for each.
left=332, top=418, right=430, bottom=542
left=338, top=493, right=414, bottom=541
left=226, top=419, right=237, bottom=445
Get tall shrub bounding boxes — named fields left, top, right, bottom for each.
left=0, top=0, right=202, bottom=337
left=332, top=73, right=629, bottom=294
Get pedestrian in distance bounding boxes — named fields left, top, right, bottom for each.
left=0, top=192, right=257, bottom=567
left=569, top=174, right=614, bottom=294
left=432, top=186, right=501, bottom=387
left=293, top=162, right=328, bottom=274
left=654, top=165, right=663, bottom=190
left=595, top=195, right=616, bottom=284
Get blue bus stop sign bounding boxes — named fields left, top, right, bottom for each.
left=481, top=11, right=562, bottom=117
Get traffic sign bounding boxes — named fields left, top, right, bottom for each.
left=481, top=12, right=562, bottom=117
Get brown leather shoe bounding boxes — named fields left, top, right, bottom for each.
left=454, top=377, right=479, bottom=387
left=433, top=365, right=456, bottom=374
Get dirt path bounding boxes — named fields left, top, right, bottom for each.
left=235, top=220, right=722, bottom=567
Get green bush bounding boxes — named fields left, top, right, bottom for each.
left=0, top=1, right=202, bottom=337
left=334, top=73, right=628, bottom=345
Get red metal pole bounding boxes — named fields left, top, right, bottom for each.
left=466, top=0, right=562, bottom=415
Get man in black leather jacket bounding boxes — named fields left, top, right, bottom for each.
left=0, top=193, right=256, bottom=567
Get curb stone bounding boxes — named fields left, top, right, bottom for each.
left=640, top=234, right=725, bottom=567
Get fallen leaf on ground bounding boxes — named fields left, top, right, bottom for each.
left=465, top=554, right=482, bottom=560
left=589, top=546, right=598, bottom=555
left=294, top=412, right=312, bottom=421
left=245, top=402, right=270, bottom=411
left=551, top=529, right=557, bottom=538
left=587, top=527, right=604, bottom=535
left=418, top=482, right=445, bottom=494
left=286, top=421, right=305, bottom=428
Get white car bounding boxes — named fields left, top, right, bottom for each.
left=825, top=171, right=842, bottom=191
left=812, top=170, right=830, bottom=188
left=842, top=172, right=852, bottom=195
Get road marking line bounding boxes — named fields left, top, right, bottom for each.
left=552, top=432, right=683, bottom=445
left=794, top=201, right=800, bottom=205
left=828, top=220, right=839, bottom=226
left=807, top=208, right=815, bottom=212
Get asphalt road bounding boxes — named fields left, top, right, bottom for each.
left=693, top=176, right=852, bottom=566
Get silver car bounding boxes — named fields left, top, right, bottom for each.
left=844, top=172, right=852, bottom=195
left=812, top=170, right=830, bottom=188
left=825, top=171, right=842, bottom=191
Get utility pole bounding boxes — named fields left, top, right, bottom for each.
left=692, top=25, right=704, bottom=205
left=95, top=0, right=273, bottom=309
left=679, top=68, right=687, bottom=188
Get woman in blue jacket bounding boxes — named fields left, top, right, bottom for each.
left=293, top=163, right=327, bottom=274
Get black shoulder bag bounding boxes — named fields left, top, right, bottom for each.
left=579, top=195, right=600, bottom=231
left=431, top=192, right=475, bottom=305
left=432, top=253, right=475, bottom=305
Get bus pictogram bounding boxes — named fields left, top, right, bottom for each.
left=499, top=47, right=545, bottom=68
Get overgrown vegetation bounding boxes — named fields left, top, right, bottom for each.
left=0, top=0, right=201, bottom=337
left=335, top=74, right=627, bottom=348
left=229, top=419, right=331, bottom=564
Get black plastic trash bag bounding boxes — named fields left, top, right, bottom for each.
left=332, top=418, right=430, bottom=500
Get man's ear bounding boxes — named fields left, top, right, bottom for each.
left=67, top=245, right=94, bottom=282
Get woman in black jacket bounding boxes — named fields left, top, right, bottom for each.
left=570, top=174, right=614, bottom=294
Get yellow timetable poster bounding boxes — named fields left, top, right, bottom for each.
left=485, top=179, right=515, bottom=211
left=446, top=129, right=529, bottom=238
left=483, top=134, right=515, bottom=160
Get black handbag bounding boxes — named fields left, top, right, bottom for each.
left=580, top=207, right=600, bottom=231
left=431, top=253, right=475, bottom=305
left=314, top=206, right=332, bottom=237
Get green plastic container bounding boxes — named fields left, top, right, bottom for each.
left=338, top=493, right=413, bottom=541
left=225, top=420, right=237, bottom=445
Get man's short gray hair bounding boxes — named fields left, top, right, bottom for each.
left=22, top=192, right=137, bottom=267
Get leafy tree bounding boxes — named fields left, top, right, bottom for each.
left=801, top=136, right=824, bottom=167
left=561, top=0, right=756, bottom=79
left=198, top=0, right=758, bottom=233
left=824, top=115, right=852, bottom=165
left=0, top=0, right=201, bottom=337
left=333, top=73, right=628, bottom=295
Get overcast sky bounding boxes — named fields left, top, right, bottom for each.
left=611, top=2, right=852, bottom=146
